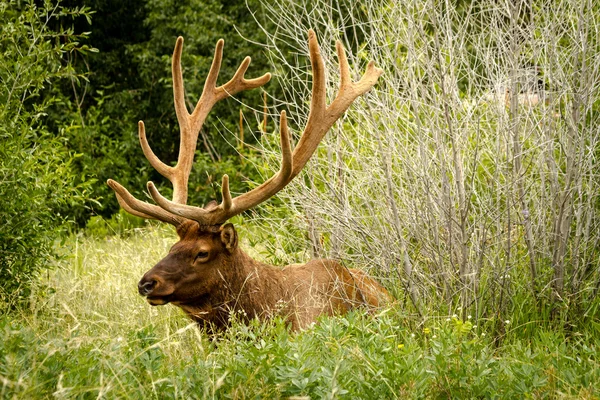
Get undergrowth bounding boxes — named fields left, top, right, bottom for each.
left=0, top=227, right=598, bottom=399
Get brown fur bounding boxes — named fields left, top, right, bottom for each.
left=138, top=221, right=391, bottom=331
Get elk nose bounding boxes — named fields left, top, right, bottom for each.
left=138, top=279, right=157, bottom=296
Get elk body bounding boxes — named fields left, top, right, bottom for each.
left=107, top=30, right=389, bottom=332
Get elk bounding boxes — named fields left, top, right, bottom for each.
left=107, top=30, right=390, bottom=332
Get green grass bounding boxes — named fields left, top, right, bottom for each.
left=1, top=227, right=599, bottom=399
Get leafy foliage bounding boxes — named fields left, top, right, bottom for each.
left=0, top=0, right=94, bottom=300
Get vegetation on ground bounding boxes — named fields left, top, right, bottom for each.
left=1, top=229, right=598, bottom=398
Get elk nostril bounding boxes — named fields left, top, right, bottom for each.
left=138, top=279, right=157, bottom=296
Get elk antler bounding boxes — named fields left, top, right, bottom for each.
left=107, top=36, right=271, bottom=225
left=108, top=30, right=382, bottom=226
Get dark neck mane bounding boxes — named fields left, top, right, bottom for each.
left=178, top=247, right=287, bottom=330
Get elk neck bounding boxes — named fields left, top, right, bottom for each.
left=177, top=245, right=289, bottom=328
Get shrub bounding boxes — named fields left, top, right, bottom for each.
left=0, top=0, right=94, bottom=301
left=252, top=0, right=600, bottom=328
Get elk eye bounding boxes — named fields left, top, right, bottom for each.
left=195, top=251, right=209, bottom=261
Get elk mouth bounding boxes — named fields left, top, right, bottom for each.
left=138, top=278, right=174, bottom=305
left=146, top=296, right=170, bottom=306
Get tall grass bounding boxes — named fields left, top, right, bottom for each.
left=1, top=229, right=598, bottom=398
left=249, top=0, right=600, bottom=328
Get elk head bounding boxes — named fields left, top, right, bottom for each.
left=107, top=30, right=382, bottom=313
left=137, top=222, right=236, bottom=307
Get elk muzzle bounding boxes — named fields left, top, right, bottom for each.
left=138, top=278, right=157, bottom=296
left=138, top=274, right=171, bottom=305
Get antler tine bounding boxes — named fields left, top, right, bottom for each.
left=107, top=179, right=183, bottom=225
left=336, top=40, right=351, bottom=87
left=221, top=174, right=233, bottom=211
left=172, top=37, right=188, bottom=130
left=138, top=121, right=173, bottom=178
left=307, top=30, right=327, bottom=120
left=216, top=56, right=272, bottom=101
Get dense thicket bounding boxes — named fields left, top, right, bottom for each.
left=0, top=1, right=93, bottom=300
left=254, top=0, right=600, bottom=328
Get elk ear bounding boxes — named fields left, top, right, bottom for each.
left=176, top=220, right=193, bottom=239
left=220, top=223, right=238, bottom=252
left=204, top=200, right=218, bottom=211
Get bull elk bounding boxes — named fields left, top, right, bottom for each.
left=107, top=30, right=390, bottom=332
